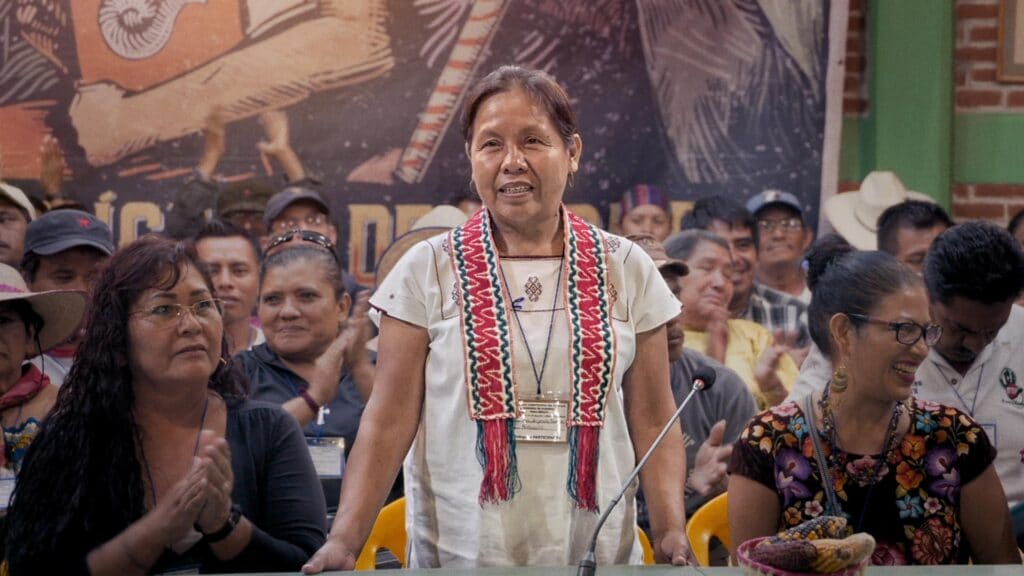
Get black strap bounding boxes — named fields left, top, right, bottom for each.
left=804, top=395, right=841, bottom=516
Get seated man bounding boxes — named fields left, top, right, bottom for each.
left=193, top=220, right=264, bottom=355
left=745, top=190, right=813, bottom=303
left=876, top=199, right=952, bottom=274
left=21, top=210, right=114, bottom=386
left=682, top=196, right=810, bottom=350
left=916, top=223, right=1024, bottom=524
left=630, top=234, right=756, bottom=531
left=665, top=230, right=797, bottom=408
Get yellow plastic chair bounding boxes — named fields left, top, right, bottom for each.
left=638, top=527, right=654, bottom=564
left=354, top=497, right=407, bottom=570
left=685, top=492, right=730, bottom=566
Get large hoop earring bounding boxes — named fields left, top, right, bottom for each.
left=831, top=363, right=848, bottom=393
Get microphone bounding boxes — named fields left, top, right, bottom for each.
left=576, top=367, right=717, bottom=576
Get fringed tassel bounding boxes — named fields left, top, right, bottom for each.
left=476, top=419, right=521, bottom=505
left=567, top=426, right=601, bottom=512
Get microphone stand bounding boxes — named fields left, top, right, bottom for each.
left=576, top=374, right=713, bottom=576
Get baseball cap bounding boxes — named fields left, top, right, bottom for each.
left=24, top=209, right=115, bottom=257
left=263, top=185, right=330, bottom=225
left=0, top=183, right=37, bottom=221
left=216, top=179, right=275, bottom=217
left=745, top=189, right=804, bottom=218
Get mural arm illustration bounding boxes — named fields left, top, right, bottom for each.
left=257, top=109, right=306, bottom=183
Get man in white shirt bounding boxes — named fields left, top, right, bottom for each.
left=914, top=222, right=1024, bottom=511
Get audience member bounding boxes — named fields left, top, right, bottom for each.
left=21, top=209, right=114, bottom=385
left=0, top=184, right=36, bottom=269
left=682, top=196, right=810, bottom=348
left=619, top=184, right=672, bottom=241
left=1009, top=208, right=1024, bottom=306
left=264, top=187, right=337, bottom=245
left=916, top=222, right=1024, bottom=510
left=630, top=234, right=756, bottom=528
left=745, top=190, right=812, bottom=303
left=1010, top=207, right=1024, bottom=247
left=824, top=170, right=933, bottom=250
left=877, top=200, right=952, bottom=274
left=664, top=230, right=797, bottom=409
left=215, top=179, right=275, bottom=239
left=194, top=220, right=264, bottom=355
left=238, top=246, right=373, bottom=508
left=0, top=264, right=85, bottom=475
left=165, top=108, right=303, bottom=240
left=728, top=248, right=1020, bottom=565
left=304, top=65, right=690, bottom=571
left=5, top=236, right=326, bottom=573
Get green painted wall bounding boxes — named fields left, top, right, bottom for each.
left=840, top=2, right=1024, bottom=200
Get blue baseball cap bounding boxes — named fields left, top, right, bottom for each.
left=24, top=209, right=115, bottom=257
left=745, top=189, right=804, bottom=217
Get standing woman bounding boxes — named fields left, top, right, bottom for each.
left=5, top=236, right=326, bottom=574
left=0, top=264, right=85, bottom=475
left=728, top=248, right=1020, bottom=564
left=304, top=65, right=690, bottom=571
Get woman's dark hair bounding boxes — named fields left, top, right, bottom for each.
left=461, top=65, right=578, bottom=147
left=260, top=245, right=347, bottom=301
left=6, top=235, right=247, bottom=573
left=806, top=247, right=921, bottom=358
left=924, top=221, right=1024, bottom=305
left=803, top=233, right=855, bottom=293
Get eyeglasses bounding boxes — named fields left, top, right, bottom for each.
left=266, top=229, right=336, bottom=252
left=757, top=217, right=803, bottom=232
left=272, top=213, right=329, bottom=234
left=132, top=298, right=223, bottom=325
left=846, top=313, right=942, bottom=347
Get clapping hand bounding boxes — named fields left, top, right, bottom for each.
left=688, top=420, right=732, bottom=497
left=195, top=430, right=234, bottom=535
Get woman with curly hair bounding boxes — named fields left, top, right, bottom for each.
left=4, top=235, right=326, bottom=574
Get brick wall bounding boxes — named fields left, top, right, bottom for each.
left=953, top=0, right=1024, bottom=223
left=843, top=0, right=869, bottom=116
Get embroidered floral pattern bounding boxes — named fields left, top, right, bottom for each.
left=736, top=399, right=990, bottom=565
left=605, top=235, right=621, bottom=253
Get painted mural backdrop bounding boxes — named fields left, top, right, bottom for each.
left=0, top=0, right=843, bottom=284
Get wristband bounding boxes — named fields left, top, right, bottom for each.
left=201, top=504, right=242, bottom=544
left=299, top=388, right=320, bottom=414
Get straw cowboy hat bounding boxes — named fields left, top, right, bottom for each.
left=0, top=263, right=87, bottom=354
left=823, top=171, right=936, bottom=250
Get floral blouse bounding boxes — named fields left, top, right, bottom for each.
left=728, top=398, right=996, bottom=565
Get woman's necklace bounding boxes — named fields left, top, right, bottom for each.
left=139, top=394, right=210, bottom=506
left=818, top=382, right=902, bottom=487
left=500, top=257, right=564, bottom=395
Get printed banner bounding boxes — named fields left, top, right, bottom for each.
left=0, top=0, right=845, bottom=285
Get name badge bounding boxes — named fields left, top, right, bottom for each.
left=515, top=395, right=568, bottom=443
left=307, top=437, right=346, bottom=478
